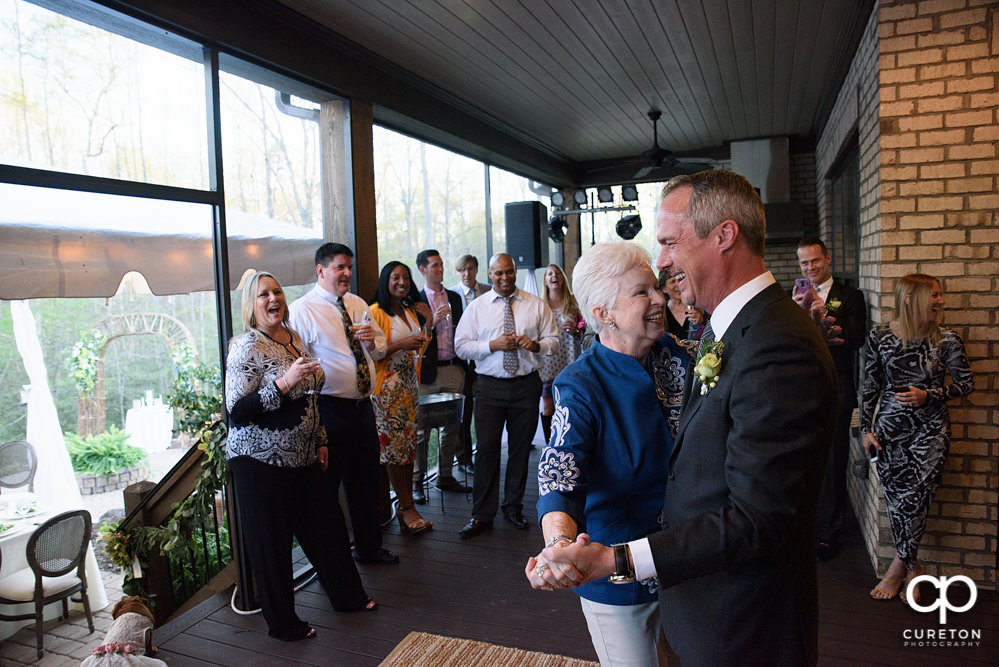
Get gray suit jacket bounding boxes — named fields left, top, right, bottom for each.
left=649, top=283, right=837, bottom=666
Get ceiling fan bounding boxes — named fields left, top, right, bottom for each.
left=631, top=109, right=714, bottom=179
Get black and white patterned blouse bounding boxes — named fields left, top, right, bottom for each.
left=860, top=325, right=973, bottom=440
left=225, top=328, right=327, bottom=468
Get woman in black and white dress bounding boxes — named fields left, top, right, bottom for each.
left=861, top=273, right=972, bottom=605
left=226, top=271, right=375, bottom=642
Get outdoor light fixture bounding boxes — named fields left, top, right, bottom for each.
left=597, top=187, right=614, bottom=203
left=551, top=191, right=565, bottom=208
left=572, top=189, right=588, bottom=206
left=616, top=214, right=642, bottom=240
left=621, top=185, right=639, bottom=201
left=548, top=216, right=567, bottom=242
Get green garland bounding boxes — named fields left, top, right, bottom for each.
left=100, top=418, right=229, bottom=597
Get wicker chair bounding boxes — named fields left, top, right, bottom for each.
left=0, top=441, right=38, bottom=493
left=0, top=509, right=95, bottom=658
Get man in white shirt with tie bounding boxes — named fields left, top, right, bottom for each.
left=454, top=253, right=558, bottom=538
left=288, top=242, right=399, bottom=565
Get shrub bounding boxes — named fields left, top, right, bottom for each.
left=66, top=426, right=147, bottom=476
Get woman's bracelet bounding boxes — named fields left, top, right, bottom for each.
left=544, top=534, right=574, bottom=548
left=278, top=376, right=289, bottom=393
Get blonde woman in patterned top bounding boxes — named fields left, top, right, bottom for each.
left=225, top=272, right=374, bottom=642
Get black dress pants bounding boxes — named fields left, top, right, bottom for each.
left=471, top=372, right=541, bottom=520
left=229, top=457, right=367, bottom=639
left=817, top=406, right=853, bottom=542
left=318, top=395, right=384, bottom=558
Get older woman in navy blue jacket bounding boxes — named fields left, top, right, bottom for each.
left=527, top=243, right=694, bottom=666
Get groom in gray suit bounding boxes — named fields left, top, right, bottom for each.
left=532, top=170, right=837, bottom=666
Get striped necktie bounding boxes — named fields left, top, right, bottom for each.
left=335, top=297, right=371, bottom=395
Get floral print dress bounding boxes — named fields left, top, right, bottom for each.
left=371, top=312, right=422, bottom=465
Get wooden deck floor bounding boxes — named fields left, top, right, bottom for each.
left=153, top=446, right=998, bottom=666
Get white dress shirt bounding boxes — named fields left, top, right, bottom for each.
left=629, top=271, right=776, bottom=581
left=454, top=288, right=558, bottom=378
left=452, top=281, right=488, bottom=306
left=815, top=276, right=833, bottom=303
left=287, top=285, right=386, bottom=399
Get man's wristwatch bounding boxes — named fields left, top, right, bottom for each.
left=609, top=542, right=636, bottom=584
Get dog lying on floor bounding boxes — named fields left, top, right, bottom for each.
left=80, top=596, right=167, bottom=666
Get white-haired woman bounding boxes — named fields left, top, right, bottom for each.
left=526, top=243, right=695, bottom=666
left=862, top=273, right=972, bottom=605
left=225, top=272, right=375, bottom=642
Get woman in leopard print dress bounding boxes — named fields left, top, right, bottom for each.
left=861, top=274, right=972, bottom=605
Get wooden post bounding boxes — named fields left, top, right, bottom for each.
left=319, top=98, right=379, bottom=302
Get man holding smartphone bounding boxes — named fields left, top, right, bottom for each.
left=795, top=237, right=868, bottom=562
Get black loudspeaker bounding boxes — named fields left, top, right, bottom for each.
left=504, top=201, right=549, bottom=269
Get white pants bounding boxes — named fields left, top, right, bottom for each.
left=579, top=597, right=670, bottom=666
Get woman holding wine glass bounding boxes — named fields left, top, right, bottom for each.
left=225, top=271, right=374, bottom=642
left=368, top=261, right=434, bottom=535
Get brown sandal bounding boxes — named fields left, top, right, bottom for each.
left=397, top=505, right=433, bottom=536
left=870, top=576, right=903, bottom=600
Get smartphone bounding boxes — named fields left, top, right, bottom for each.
left=793, top=278, right=811, bottom=297
left=869, top=448, right=879, bottom=463
left=892, top=385, right=909, bottom=393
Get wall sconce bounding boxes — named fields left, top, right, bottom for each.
left=616, top=214, right=642, bottom=240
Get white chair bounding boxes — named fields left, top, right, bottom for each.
left=0, top=509, right=95, bottom=658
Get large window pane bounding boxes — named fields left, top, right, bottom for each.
left=219, top=62, right=325, bottom=296
left=0, top=184, right=219, bottom=454
left=0, top=0, right=207, bottom=187
left=374, top=126, right=488, bottom=287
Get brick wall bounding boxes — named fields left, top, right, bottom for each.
left=821, top=0, right=998, bottom=589
left=817, top=1, right=889, bottom=580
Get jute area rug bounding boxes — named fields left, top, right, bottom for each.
left=380, top=631, right=598, bottom=666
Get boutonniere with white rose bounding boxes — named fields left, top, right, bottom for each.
left=826, top=298, right=842, bottom=312
left=694, top=340, right=724, bottom=395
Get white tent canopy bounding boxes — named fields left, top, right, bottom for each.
left=0, top=183, right=322, bottom=299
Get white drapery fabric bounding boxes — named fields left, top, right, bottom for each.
left=10, top=300, right=108, bottom=611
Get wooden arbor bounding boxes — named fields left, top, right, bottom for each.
left=76, top=313, right=196, bottom=436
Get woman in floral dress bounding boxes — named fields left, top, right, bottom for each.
left=861, top=273, right=973, bottom=605
left=369, top=261, right=433, bottom=535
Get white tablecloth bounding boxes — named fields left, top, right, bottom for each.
left=0, top=510, right=108, bottom=639
left=125, top=405, right=174, bottom=452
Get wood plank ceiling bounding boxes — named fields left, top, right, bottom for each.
left=276, top=0, right=875, bottom=186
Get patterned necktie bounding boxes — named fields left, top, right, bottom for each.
left=502, top=295, right=519, bottom=374
left=335, top=297, right=371, bottom=395
left=700, top=320, right=715, bottom=345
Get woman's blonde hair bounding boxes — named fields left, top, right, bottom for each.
left=241, top=271, right=287, bottom=331
left=541, top=264, right=580, bottom=321
left=894, top=273, right=941, bottom=345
